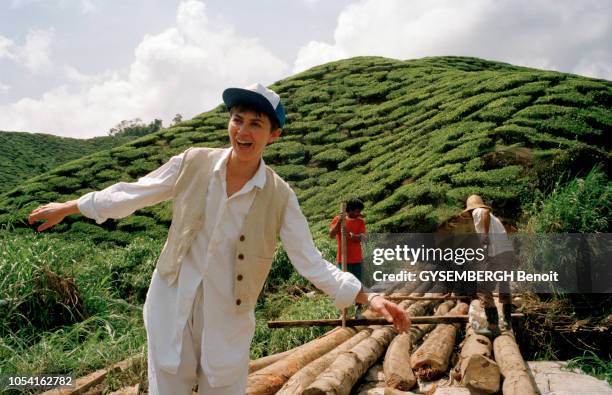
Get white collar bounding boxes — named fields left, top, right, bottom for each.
left=213, top=147, right=267, bottom=190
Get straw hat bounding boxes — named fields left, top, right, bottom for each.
left=462, top=194, right=491, bottom=213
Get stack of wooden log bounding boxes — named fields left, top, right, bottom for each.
left=247, top=294, right=540, bottom=395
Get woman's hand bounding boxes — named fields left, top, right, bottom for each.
left=368, top=295, right=411, bottom=333
left=27, top=200, right=80, bottom=232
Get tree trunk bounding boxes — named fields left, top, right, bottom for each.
left=353, top=364, right=385, bottom=395
left=276, top=328, right=373, bottom=395
left=302, top=327, right=395, bottom=395
left=409, top=300, right=455, bottom=344
left=383, top=298, right=459, bottom=391
left=246, top=327, right=357, bottom=395
left=410, top=302, right=469, bottom=380
left=493, top=332, right=539, bottom=395
left=249, top=349, right=293, bottom=374
left=249, top=327, right=342, bottom=373
left=383, top=333, right=415, bottom=391
left=450, top=300, right=500, bottom=393
left=451, top=326, right=500, bottom=393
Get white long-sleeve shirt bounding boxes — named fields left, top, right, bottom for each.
left=77, top=147, right=361, bottom=386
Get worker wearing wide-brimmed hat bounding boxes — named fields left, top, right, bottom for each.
left=463, top=194, right=515, bottom=337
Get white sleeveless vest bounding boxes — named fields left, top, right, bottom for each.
left=155, top=147, right=291, bottom=312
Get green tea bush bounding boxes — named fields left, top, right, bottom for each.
left=112, top=146, right=156, bottom=161
left=311, top=148, right=349, bottom=167
left=128, top=133, right=159, bottom=148
left=450, top=165, right=524, bottom=186
left=272, top=164, right=310, bottom=181
left=263, top=141, right=307, bottom=164
left=375, top=204, right=436, bottom=232
left=125, top=159, right=159, bottom=178
left=116, top=215, right=158, bottom=232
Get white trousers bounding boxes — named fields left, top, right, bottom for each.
left=147, top=284, right=249, bottom=395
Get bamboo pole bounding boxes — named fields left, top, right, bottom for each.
left=267, top=314, right=523, bottom=328
left=385, top=293, right=523, bottom=302
left=340, top=201, right=348, bottom=328
left=385, top=295, right=468, bottom=301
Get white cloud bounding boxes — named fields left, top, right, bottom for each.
left=0, top=36, right=14, bottom=58
left=0, top=0, right=289, bottom=137
left=11, top=0, right=99, bottom=14
left=0, top=29, right=54, bottom=73
left=77, top=0, right=98, bottom=14
left=301, top=0, right=321, bottom=9
left=18, top=29, right=54, bottom=73
left=0, top=82, right=9, bottom=94
left=293, top=0, right=612, bottom=80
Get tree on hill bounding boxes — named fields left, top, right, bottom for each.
left=172, top=114, right=183, bottom=125
left=108, top=118, right=163, bottom=138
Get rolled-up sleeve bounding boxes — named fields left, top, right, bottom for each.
left=77, top=153, right=184, bottom=224
left=279, top=191, right=362, bottom=309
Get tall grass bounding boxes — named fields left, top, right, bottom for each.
left=0, top=232, right=159, bottom=377
left=524, top=165, right=610, bottom=233
left=567, top=351, right=612, bottom=385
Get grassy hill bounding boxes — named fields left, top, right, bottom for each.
left=0, top=131, right=136, bottom=194
left=0, top=56, right=610, bottom=245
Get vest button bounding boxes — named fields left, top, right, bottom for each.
left=240, top=235, right=245, bottom=241
left=237, top=274, right=243, bottom=281
left=236, top=299, right=241, bottom=306
left=238, top=253, right=244, bottom=260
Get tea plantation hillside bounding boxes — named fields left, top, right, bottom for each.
left=0, top=56, right=610, bottom=244
left=0, top=131, right=136, bottom=194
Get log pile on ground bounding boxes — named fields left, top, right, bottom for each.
left=57, top=293, right=611, bottom=394
left=245, top=293, right=548, bottom=394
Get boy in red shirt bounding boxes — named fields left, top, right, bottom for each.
left=329, top=198, right=366, bottom=315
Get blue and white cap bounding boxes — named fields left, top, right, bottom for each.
left=222, top=83, right=285, bottom=128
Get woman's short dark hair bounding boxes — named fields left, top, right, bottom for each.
left=229, top=104, right=280, bottom=131
left=345, top=197, right=364, bottom=212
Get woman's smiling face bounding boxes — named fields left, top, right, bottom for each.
left=228, top=109, right=281, bottom=163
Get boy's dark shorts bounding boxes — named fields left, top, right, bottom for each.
left=337, top=262, right=363, bottom=282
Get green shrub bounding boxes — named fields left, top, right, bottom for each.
left=116, top=215, right=158, bottom=232
left=125, top=159, right=159, bottom=178
left=524, top=166, right=610, bottom=232
left=450, top=165, right=524, bottom=186
left=311, top=148, right=349, bottom=167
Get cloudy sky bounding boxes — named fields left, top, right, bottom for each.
left=1, top=0, right=610, bottom=138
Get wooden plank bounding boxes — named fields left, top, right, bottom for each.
left=39, top=354, right=142, bottom=395
left=268, top=314, right=523, bottom=328
left=385, top=295, right=467, bottom=301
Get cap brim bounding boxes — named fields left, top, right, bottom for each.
left=222, top=88, right=282, bottom=128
